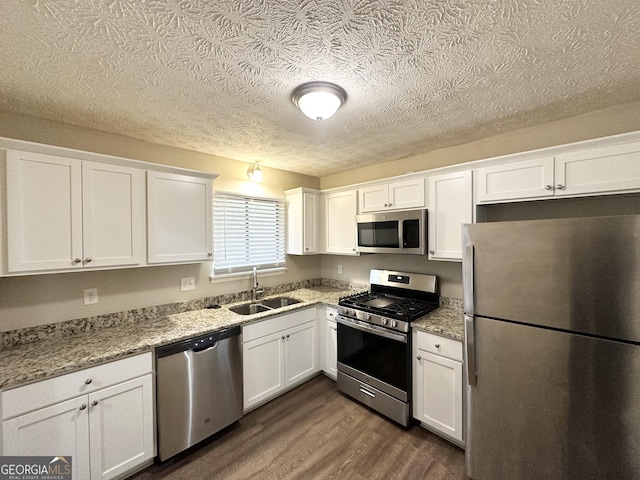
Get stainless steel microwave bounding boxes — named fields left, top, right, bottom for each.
left=356, top=209, right=427, bottom=255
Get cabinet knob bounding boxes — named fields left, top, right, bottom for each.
left=91, top=400, right=99, bottom=407
left=73, top=258, right=82, bottom=264
left=388, top=203, right=392, bottom=207
left=556, top=184, right=566, bottom=190
left=435, top=344, right=440, bottom=349
left=207, top=252, right=213, bottom=257
left=429, top=250, right=435, bottom=255
left=281, top=336, right=285, bottom=340
left=79, top=404, right=87, bottom=411
left=545, top=185, right=553, bottom=190
left=85, top=378, right=92, bottom=385
left=417, top=355, right=422, bottom=360
left=286, top=334, right=290, bottom=339
left=384, top=203, right=389, bottom=207
left=84, top=257, right=92, bottom=263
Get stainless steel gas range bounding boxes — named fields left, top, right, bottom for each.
left=336, top=269, right=438, bottom=426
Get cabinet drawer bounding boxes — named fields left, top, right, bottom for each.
left=416, top=331, right=462, bottom=362
left=242, top=307, right=316, bottom=343
left=2, top=352, right=152, bottom=420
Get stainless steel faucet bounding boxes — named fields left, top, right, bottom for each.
left=252, top=266, right=265, bottom=301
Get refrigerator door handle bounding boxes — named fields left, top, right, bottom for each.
left=464, top=314, right=477, bottom=386
left=463, top=243, right=475, bottom=315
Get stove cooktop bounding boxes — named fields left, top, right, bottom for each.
left=339, top=291, right=438, bottom=322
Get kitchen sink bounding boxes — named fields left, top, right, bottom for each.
left=260, top=297, right=302, bottom=308
left=228, top=297, right=302, bottom=315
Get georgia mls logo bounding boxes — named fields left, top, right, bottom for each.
left=0, top=456, right=72, bottom=480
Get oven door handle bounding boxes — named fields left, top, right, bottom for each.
left=336, top=316, right=407, bottom=343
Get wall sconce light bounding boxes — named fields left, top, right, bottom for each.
left=247, top=161, right=263, bottom=182
left=291, top=81, right=347, bottom=121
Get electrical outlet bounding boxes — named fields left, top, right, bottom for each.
left=181, top=277, right=196, bottom=291
left=83, top=288, right=98, bottom=305
left=337, top=264, right=343, bottom=274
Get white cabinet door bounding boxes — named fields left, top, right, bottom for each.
left=2, top=396, right=91, bottom=480
left=358, top=184, right=389, bottom=213
left=324, top=190, right=358, bottom=255
left=555, top=142, right=640, bottom=196
left=88, top=375, right=154, bottom=480
left=415, top=349, right=463, bottom=443
left=388, top=178, right=426, bottom=210
left=82, top=162, right=145, bottom=268
left=476, top=157, right=555, bottom=203
left=284, top=321, right=317, bottom=386
left=243, top=331, right=286, bottom=410
left=428, top=170, right=473, bottom=261
left=147, top=171, right=212, bottom=263
left=359, top=179, right=425, bottom=213
left=325, top=320, right=337, bottom=380
left=6, top=150, right=83, bottom=272
left=303, top=192, right=319, bottom=254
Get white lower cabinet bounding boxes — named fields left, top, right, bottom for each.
left=243, top=308, right=318, bottom=411
left=320, top=306, right=338, bottom=380
left=413, top=330, right=464, bottom=446
left=1, top=353, right=154, bottom=480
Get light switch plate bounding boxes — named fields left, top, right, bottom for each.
left=181, top=277, right=196, bottom=291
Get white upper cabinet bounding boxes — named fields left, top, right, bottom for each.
left=147, top=171, right=212, bottom=264
left=5, top=150, right=144, bottom=273
left=359, top=178, right=425, bottom=213
left=428, top=170, right=473, bottom=262
left=476, top=139, right=640, bottom=203
left=323, top=190, right=358, bottom=255
left=555, top=142, right=640, bottom=196
left=285, top=188, right=319, bottom=255
left=476, top=157, right=555, bottom=202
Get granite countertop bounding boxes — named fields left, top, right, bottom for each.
left=412, top=307, right=464, bottom=342
left=0, top=286, right=349, bottom=390
left=0, top=287, right=464, bottom=390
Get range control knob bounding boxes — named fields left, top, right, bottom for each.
left=390, top=320, right=398, bottom=328
left=364, top=314, right=371, bottom=321
left=381, top=318, right=388, bottom=326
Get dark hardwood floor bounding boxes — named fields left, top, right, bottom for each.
left=131, top=375, right=466, bottom=480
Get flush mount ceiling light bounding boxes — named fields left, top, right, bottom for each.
left=291, top=81, right=347, bottom=121
left=247, top=161, right=263, bottom=182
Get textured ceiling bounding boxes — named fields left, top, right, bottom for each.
left=1, top=1, right=640, bottom=177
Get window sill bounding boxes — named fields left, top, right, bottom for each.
left=209, top=267, right=287, bottom=283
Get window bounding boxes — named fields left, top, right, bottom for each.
left=212, top=192, right=286, bottom=275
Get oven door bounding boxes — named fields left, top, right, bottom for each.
left=336, top=315, right=409, bottom=401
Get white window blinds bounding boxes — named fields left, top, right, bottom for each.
left=213, top=193, right=286, bottom=274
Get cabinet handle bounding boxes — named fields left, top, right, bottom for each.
left=85, top=378, right=92, bottom=385
left=429, top=250, right=435, bottom=255
left=207, top=252, right=213, bottom=257
left=91, top=400, right=99, bottom=407
left=73, top=258, right=82, bottom=264
left=79, top=404, right=87, bottom=411
left=545, top=185, right=553, bottom=190
left=417, top=355, right=422, bottom=360
left=84, top=257, right=92, bottom=263
left=556, top=184, right=565, bottom=190
left=435, top=344, right=440, bottom=348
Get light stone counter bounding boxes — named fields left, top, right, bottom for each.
left=412, top=307, right=464, bottom=342
left=0, top=286, right=351, bottom=390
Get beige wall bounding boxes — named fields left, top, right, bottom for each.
left=320, top=100, right=640, bottom=189
left=0, top=111, right=321, bottom=332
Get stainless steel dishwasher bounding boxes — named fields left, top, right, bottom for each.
left=156, top=325, right=243, bottom=461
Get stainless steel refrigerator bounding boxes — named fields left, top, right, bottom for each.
left=463, top=215, right=640, bottom=480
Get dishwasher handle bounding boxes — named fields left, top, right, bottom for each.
left=157, top=325, right=241, bottom=358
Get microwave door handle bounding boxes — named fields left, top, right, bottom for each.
left=399, top=219, right=404, bottom=248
